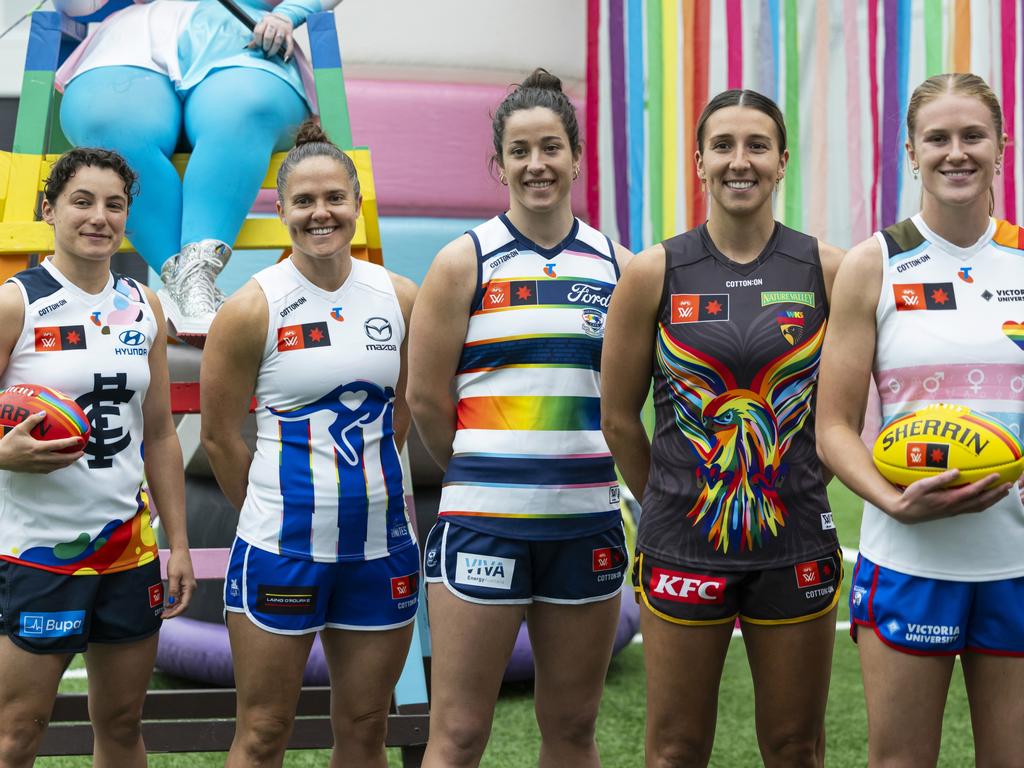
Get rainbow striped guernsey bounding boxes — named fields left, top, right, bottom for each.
left=438, top=215, right=623, bottom=539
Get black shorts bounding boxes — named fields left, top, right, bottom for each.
left=0, top=558, right=164, bottom=654
left=633, top=550, right=843, bottom=626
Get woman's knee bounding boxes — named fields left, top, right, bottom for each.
left=536, top=706, right=599, bottom=749
left=0, top=709, right=50, bottom=764
left=759, top=731, right=822, bottom=768
left=90, top=700, right=144, bottom=748
left=334, top=708, right=389, bottom=754
left=646, top=731, right=715, bottom=768
left=429, top=712, right=493, bottom=765
left=236, top=708, right=295, bottom=761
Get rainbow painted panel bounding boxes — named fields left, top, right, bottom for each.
left=457, top=395, right=601, bottom=432
left=3, top=493, right=157, bottom=575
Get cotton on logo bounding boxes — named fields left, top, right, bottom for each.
left=649, top=567, right=725, bottom=604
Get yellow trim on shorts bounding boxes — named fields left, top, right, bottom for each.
left=636, top=553, right=739, bottom=627
left=738, top=553, right=845, bottom=626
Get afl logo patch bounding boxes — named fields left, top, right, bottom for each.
left=364, top=317, right=393, bottom=342
left=119, top=329, right=147, bottom=347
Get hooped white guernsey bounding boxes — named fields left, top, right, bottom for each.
left=863, top=214, right=1024, bottom=581
left=0, top=258, right=157, bottom=575
left=438, top=214, right=623, bottom=540
left=238, top=257, right=414, bottom=563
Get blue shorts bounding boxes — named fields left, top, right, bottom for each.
left=423, top=519, right=626, bottom=605
left=224, top=537, right=420, bottom=634
left=850, top=553, right=1024, bottom=656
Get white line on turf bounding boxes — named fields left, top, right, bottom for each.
left=62, top=668, right=88, bottom=680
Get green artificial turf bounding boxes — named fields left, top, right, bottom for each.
left=37, top=481, right=980, bottom=766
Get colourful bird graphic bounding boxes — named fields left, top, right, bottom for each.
left=655, top=320, right=826, bottom=554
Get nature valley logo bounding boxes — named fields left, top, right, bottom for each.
left=761, top=291, right=815, bottom=307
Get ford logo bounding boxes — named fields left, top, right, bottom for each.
left=119, top=329, right=147, bottom=347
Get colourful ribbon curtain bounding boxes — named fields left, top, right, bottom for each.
left=587, top=0, right=1020, bottom=250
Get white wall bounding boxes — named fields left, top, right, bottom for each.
left=0, top=0, right=587, bottom=96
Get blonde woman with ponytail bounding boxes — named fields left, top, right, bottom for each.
left=817, top=74, right=1024, bottom=765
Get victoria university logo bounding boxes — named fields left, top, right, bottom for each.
left=75, top=373, right=135, bottom=468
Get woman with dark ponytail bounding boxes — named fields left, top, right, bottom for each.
left=409, top=69, right=633, bottom=767
left=601, top=89, right=844, bottom=766
left=201, top=120, right=420, bottom=767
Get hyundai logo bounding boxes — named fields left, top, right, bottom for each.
left=119, top=330, right=147, bottom=347
left=364, top=317, right=393, bottom=342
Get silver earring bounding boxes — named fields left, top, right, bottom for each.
left=912, top=166, right=919, bottom=180
left=996, top=164, right=1002, bottom=176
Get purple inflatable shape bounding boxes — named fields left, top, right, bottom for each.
left=155, top=595, right=640, bottom=686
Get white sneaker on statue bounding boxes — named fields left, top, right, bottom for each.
left=157, top=240, right=231, bottom=348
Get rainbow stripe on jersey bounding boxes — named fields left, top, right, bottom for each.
left=438, top=215, right=622, bottom=539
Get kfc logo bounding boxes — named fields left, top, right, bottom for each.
left=649, top=567, right=725, bottom=604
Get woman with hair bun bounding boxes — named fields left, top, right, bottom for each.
left=409, top=68, right=633, bottom=767
left=201, top=121, right=419, bottom=767
left=817, top=73, right=1024, bottom=766
left=601, top=89, right=844, bottom=766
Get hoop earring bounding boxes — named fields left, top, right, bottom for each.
left=499, top=172, right=508, bottom=186
left=572, top=166, right=580, bottom=180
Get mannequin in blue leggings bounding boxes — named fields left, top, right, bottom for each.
left=55, top=0, right=340, bottom=344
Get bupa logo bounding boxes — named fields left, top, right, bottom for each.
left=455, top=552, right=515, bottom=590
left=649, top=567, right=725, bottom=604
left=364, top=317, right=393, bottom=342
left=19, top=610, right=86, bottom=638
left=119, top=330, right=146, bottom=346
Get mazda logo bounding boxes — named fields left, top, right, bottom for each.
left=119, top=330, right=147, bottom=347
left=364, top=317, right=392, bottom=342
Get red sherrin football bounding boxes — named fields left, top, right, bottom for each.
left=0, top=384, right=91, bottom=452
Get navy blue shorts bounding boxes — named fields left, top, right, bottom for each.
left=0, top=558, right=163, bottom=654
left=423, top=519, right=626, bottom=605
left=850, top=553, right=1024, bottom=656
left=224, top=537, right=420, bottom=634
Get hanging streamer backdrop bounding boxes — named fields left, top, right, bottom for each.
left=587, top=0, right=1023, bottom=250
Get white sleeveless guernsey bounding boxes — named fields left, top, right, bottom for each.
left=863, top=214, right=1024, bottom=581
left=438, top=214, right=622, bottom=540
left=0, top=259, right=157, bottom=575
left=238, top=258, right=413, bottom=562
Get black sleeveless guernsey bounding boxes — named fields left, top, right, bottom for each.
left=637, top=223, right=838, bottom=571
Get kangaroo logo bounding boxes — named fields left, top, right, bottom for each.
left=270, top=381, right=394, bottom=466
